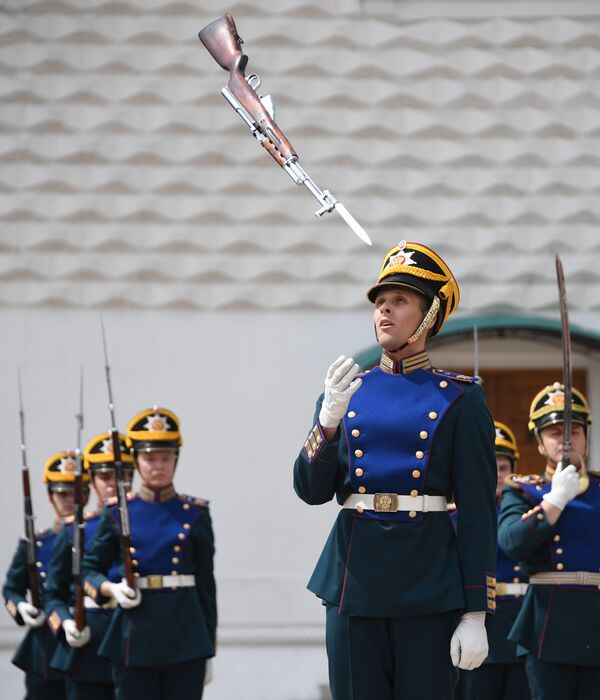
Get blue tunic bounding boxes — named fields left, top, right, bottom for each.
left=498, top=471, right=600, bottom=665
left=294, top=361, right=497, bottom=618
left=3, top=528, right=64, bottom=680
left=82, top=491, right=216, bottom=667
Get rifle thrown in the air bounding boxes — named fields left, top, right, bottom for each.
left=198, top=14, right=372, bottom=246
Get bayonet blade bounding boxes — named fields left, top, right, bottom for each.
left=334, top=202, right=372, bottom=246
left=556, top=254, right=572, bottom=465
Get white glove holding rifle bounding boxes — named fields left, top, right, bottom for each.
left=17, top=601, right=46, bottom=628
left=543, top=462, right=579, bottom=511
left=450, top=611, right=488, bottom=670
left=63, top=619, right=91, bottom=648
left=107, top=579, right=142, bottom=609
left=318, top=356, right=362, bottom=430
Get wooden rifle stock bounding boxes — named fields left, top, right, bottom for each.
left=72, top=467, right=86, bottom=631
left=22, top=469, right=41, bottom=610
left=199, top=14, right=297, bottom=165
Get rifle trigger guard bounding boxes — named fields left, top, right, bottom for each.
left=246, top=73, right=261, bottom=90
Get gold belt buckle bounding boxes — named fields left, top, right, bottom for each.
left=146, top=574, right=163, bottom=590
left=373, top=493, right=398, bottom=512
left=496, top=583, right=508, bottom=596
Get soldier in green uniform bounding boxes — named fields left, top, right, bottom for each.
left=294, top=241, right=497, bottom=700
left=82, top=407, right=216, bottom=700
left=455, top=421, right=531, bottom=700
left=44, top=432, right=135, bottom=700
left=499, top=384, right=600, bottom=700
left=3, top=450, right=90, bottom=700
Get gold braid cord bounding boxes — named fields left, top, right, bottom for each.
left=407, top=296, right=441, bottom=344
left=380, top=264, right=448, bottom=287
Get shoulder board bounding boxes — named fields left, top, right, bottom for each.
left=431, top=369, right=478, bottom=384
left=34, top=527, right=53, bottom=539
left=178, top=493, right=209, bottom=508
left=505, top=473, right=545, bottom=489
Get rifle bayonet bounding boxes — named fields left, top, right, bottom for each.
left=72, top=366, right=86, bottom=631
left=555, top=255, right=573, bottom=467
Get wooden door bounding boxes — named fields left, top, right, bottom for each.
left=456, top=368, right=587, bottom=474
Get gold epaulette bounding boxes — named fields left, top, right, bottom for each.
left=179, top=493, right=209, bottom=508
left=505, top=473, right=545, bottom=489
left=431, top=369, right=478, bottom=383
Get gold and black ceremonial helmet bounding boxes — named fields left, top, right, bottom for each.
left=528, top=383, right=592, bottom=438
left=84, top=432, right=134, bottom=477
left=494, top=421, right=520, bottom=471
left=126, top=406, right=183, bottom=455
left=366, top=240, right=460, bottom=342
left=43, top=450, right=91, bottom=493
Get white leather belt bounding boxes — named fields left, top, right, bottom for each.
left=343, top=493, right=447, bottom=513
left=136, top=574, right=196, bottom=590
left=496, top=582, right=529, bottom=596
left=84, top=597, right=100, bottom=609
left=530, top=571, right=600, bottom=586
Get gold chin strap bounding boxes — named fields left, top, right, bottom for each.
left=407, top=296, right=440, bottom=344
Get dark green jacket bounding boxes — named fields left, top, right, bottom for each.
left=498, top=473, right=600, bottom=665
left=294, top=362, right=497, bottom=618
left=3, top=530, right=64, bottom=680
left=44, top=515, right=116, bottom=682
left=82, top=492, right=216, bottom=667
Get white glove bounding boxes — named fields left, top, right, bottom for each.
left=107, top=579, right=142, bottom=609
left=543, top=463, right=580, bottom=510
left=204, top=658, right=213, bottom=686
left=17, top=601, right=46, bottom=628
left=318, top=356, right=362, bottom=429
left=450, top=611, right=488, bottom=670
left=63, top=619, right=91, bottom=648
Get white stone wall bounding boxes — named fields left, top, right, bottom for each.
left=3, top=1, right=600, bottom=697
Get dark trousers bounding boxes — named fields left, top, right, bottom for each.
left=66, top=680, right=116, bottom=700
left=25, top=672, right=67, bottom=700
left=457, top=662, right=531, bottom=700
left=325, top=604, right=459, bottom=700
left=113, top=658, right=206, bottom=700
left=526, top=656, right=600, bottom=700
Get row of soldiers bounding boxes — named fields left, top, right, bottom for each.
left=293, top=240, right=600, bottom=700
left=3, top=407, right=216, bottom=700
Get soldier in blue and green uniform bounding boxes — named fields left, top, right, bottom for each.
left=294, top=241, right=498, bottom=700
left=499, top=384, right=600, bottom=699
left=455, top=421, right=531, bottom=700
left=3, top=450, right=90, bottom=700
left=82, top=407, right=216, bottom=700
left=44, top=432, right=135, bottom=700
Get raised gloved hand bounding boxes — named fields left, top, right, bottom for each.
left=543, top=463, right=580, bottom=510
left=450, top=611, right=488, bottom=670
left=63, top=619, right=91, bottom=648
left=107, top=579, right=142, bottom=609
left=318, top=356, right=362, bottom=429
left=17, top=601, right=46, bottom=628
left=204, top=658, right=214, bottom=686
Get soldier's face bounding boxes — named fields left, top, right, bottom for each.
left=538, top=422, right=587, bottom=468
left=136, top=450, right=177, bottom=488
left=496, top=455, right=512, bottom=498
left=373, top=288, right=432, bottom=352
left=93, top=471, right=117, bottom=502
left=50, top=490, right=75, bottom=518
